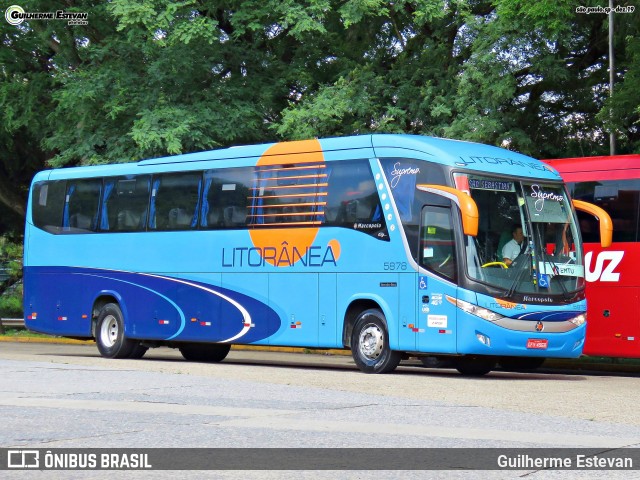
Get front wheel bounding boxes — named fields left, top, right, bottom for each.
left=454, top=356, right=495, bottom=376
left=179, top=343, right=231, bottom=362
left=350, top=309, right=402, bottom=374
left=95, top=303, right=138, bottom=359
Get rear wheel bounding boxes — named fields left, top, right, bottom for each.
left=127, top=343, right=148, bottom=359
left=350, top=309, right=402, bottom=374
left=95, top=303, right=137, bottom=359
left=419, top=356, right=454, bottom=368
left=179, top=343, right=231, bottom=362
left=454, top=356, right=495, bottom=376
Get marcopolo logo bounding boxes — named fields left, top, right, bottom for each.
left=5, top=5, right=88, bottom=26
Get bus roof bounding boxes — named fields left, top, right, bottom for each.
left=544, top=154, right=640, bottom=182
left=38, top=134, right=559, bottom=182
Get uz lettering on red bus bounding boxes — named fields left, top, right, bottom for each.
left=585, top=251, right=624, bottom=282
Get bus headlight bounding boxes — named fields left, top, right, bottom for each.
left=449, top=297, right=504, bottom=322
left=569, top=313, right=586, bottom=327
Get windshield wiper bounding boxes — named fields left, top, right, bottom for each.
left=541, top=254, right=572, bottom=300
left=532, top=227, right=572, bottom=300
left=503, top=250, right=532, bottom=299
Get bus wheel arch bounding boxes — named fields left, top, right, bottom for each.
left=93, top=297, right=146, bottom=359
left=342, top=299, right=383, bottom=348
left=91, top=294, right=120, bottom=338
left=346, top=304, right=402, bottom=374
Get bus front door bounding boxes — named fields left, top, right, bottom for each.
left=416, top=205, right=458, bottom=354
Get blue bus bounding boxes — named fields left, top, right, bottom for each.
left=23, top=135, right=612, bottom=375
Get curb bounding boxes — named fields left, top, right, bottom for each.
left=1, top=336, right=639, bottom=373
left=0, top=335, right=350, bottom=355
left=0, top=336, right=94, bottom=345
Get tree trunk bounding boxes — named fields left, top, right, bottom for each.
left=0, top=175, right=27, bottom=219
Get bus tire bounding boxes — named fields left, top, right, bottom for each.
left=454, top=356, right=494, bottom=376
left=350, top=309, right=401, bottom=374
left=179, top=343, right=231, bottom=362
left=127, top=343, right=148, bottom=359
left=95, top=303, right=137, bottom=359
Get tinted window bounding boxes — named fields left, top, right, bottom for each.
left=201, top=168, right=252, bottom=229
left=420, top=205, right=457, bottom=281
left=150, top=173, right=202, bottom=230
left=100, top=176, right=150, bottom=232
left=200, top=160, right=387, bottom=237
left=251, top=163, right=328, bottom=227
left=570, top=180, right=640, bottom=243
left=381, top=158, right=448, bottom=258
left=32, top=181, right=66, bottom=233
left=62, top=179, right=102, bottom=232
left=324, top=160, right=387, bottom=238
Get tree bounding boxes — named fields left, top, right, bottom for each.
left=1, top=0, right=639, bottom=230
left=276, top=1, right=640, bottom=158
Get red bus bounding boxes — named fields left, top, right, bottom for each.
left=544, top=155, right=640, bottom=358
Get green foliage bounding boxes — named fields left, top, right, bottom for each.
left=0, top=290, right=22, bottom=318
left=1, top=241, right=23, bottom=279
left=1, top=0, right=639, bottom=232
left=0, top=239, right=23, bottom=317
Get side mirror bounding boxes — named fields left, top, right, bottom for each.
left=416, top=184, right=479, bottom=236
left=572, top=199, right=613, bottom=248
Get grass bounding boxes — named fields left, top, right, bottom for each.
left=0, top=328, right=57, bottom=339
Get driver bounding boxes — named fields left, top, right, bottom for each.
left=502, top=224, right=525, bottom=267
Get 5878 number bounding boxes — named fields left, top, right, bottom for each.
left=383, top=262, right=407, bottom=271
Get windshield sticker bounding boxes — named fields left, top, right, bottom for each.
left=538, top=273, right=550, bottom=288
left=538, top=262, right=585, bottom=278
left=529, top=185, right=565, bottom=212
left=468, top=179, right=514, bottom=192
left=526, top=185, right=568, bottom=223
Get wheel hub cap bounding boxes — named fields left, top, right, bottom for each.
left=359, top=324, right=384, bottom=360
left=100, top=315, right=118, bottom=348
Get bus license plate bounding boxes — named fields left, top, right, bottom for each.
left=527, top=339, right=548, bottom=349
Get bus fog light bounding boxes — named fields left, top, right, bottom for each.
left=476, top=332, right=491, bottom=346
left=569, top=313, right=586, bottom=327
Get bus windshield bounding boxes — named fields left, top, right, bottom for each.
left=459, top=174, right=584, bottom=297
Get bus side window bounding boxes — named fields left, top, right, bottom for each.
left=32, top=180, right=66, bottom=233
left=201, top=168, right=251, bottom=229
left=419, top=205, right=457, bottom=282
left=100, top=176, right=150, bottom=232
left=572, top=179, right=640, bottom=243
left=150, top=173, right=202, bottom=230
left=324, top=160, right=387, bottom=238
left=63, top=179, right=102, bottom=233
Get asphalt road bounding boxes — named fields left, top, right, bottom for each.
left=1, top=341, right=639, bottom=479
